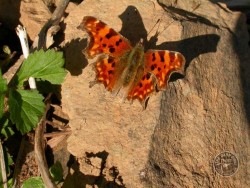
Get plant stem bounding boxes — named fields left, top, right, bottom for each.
left=0, top=140, right=8, bottom=188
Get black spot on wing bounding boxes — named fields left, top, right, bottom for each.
left=159, top=51, right=165, bottom=62
left=108, top=58, right=113, bottom=64
left=151, top=64, right=157, bottom=71
left=115, top=39, right=123, bottom=46
left=108, top=70, right=113, bottom=75
left=151, top=65, right=155, bottom=71
left=105, top=29, right=117, bottom=39
left=109, top=47, right=115, bottom=53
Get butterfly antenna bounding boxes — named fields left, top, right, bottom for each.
left=147, top=18, right=161, bottom=38
left=192, top=3, right=201, bottom=12
left=156, top=17, right=162, bottom=33
left=158, top=19, right=175, bottom=36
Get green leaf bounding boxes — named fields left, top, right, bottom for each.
left=49, top=161, right=63, bottom=182
left=0, top=70, right=7, bottom=118
left=8, top=89, right=45, bottom=134
left=0, top=116, right=14, bottom=138
left=16, top=49, right=67, bottom=86
left=3, top=145, right=13, bottom=175
left=0, top=178, right=13, bottom=188
left=7, top=178, right=13, bottom=188
left=21, top=177, right=45, bottom=188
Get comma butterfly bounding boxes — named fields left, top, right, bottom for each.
left=78, top=16, right=186, bottom=108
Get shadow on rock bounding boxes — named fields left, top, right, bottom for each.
left=63, top=152, right=125, bottom=188
left=118, top=5, right=220, bottom=70
left=63, top=38, right=88, bottom=76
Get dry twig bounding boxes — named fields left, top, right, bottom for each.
left=34, top=94, right=57, bottom=188
left=0, top=140, right=8, bottom=188
left=33, top=0, right=70, bottom=187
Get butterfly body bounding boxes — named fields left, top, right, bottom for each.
left=119, top=42, right=144, bottom=86
left=79, top=16, right=186, bottom=108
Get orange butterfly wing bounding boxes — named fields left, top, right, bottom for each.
left=81, top=16, right=133, bottom=93
left=127, top=50, right=186, bottom=107
left=89, top=56, right=121, bottom=92
left=80, top=16, right=132, bottom=58
left=145, top=50, right=185, bottom=89
left=127, top=72, right=156, bottom=108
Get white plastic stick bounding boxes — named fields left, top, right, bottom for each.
left=16, top=25, right=37, bottom=89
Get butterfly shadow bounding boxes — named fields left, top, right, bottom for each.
left=53, top=20, right=88, bottom=76
left=63, top=38, right=88, bottom=76
left=118, top=5, right=220, bottom=63
left=118, top=5, right=220, bottom=108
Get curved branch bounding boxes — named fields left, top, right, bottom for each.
left=34, top=93, right=56, bottom=188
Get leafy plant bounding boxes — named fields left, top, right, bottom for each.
left=0, top=70, right=7, bottom=119
left=21, top=177, right=45, bottom=188
left=0, top=49, right=67, bottom=135
left=49, top=161, right=63, bottom=183
left=0, top=50, right=67, bottom=188
left=21, top=161, right=64, bottom=187
left=0, top=49, right=66, bottom=187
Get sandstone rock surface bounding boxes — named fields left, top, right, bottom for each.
left=0, top=0, right=51, bottom=41
left=62, top=0, right=250, bottom=187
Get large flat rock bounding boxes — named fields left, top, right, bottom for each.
left=61, top=0, right=250, bottom=187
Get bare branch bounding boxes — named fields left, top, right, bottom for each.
left=35, top=93, right=57, bottom=188
left=0, top=140, right=8, bottom=188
